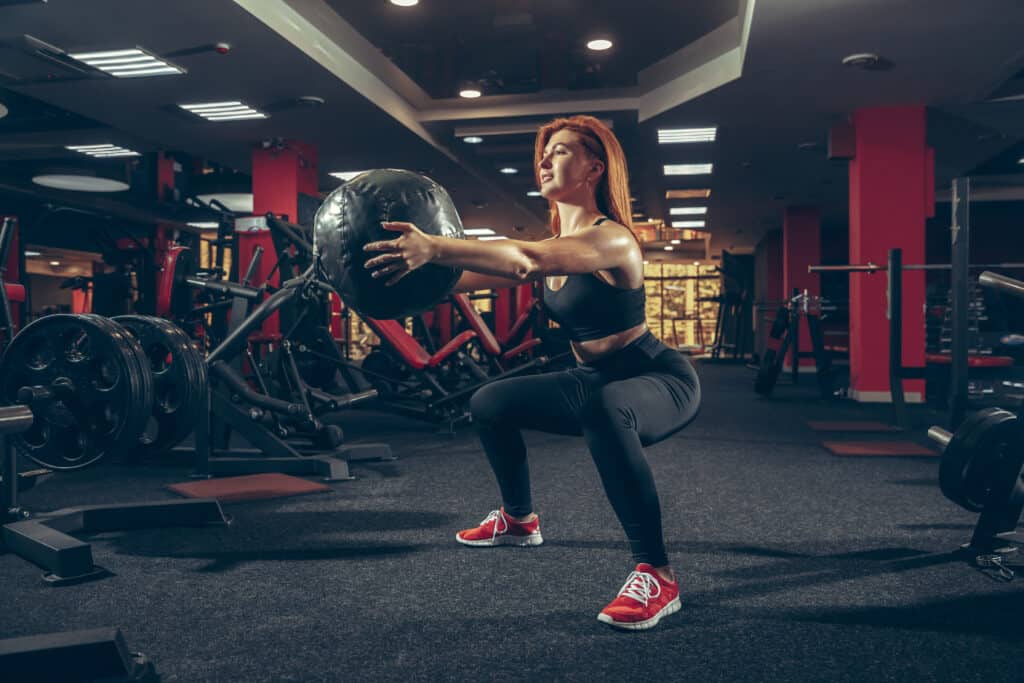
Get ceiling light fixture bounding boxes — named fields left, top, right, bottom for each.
left=0, top=102, right=7, bottom=120
left=658, top=127, right=717, bottom=144
left=459, top=87, right=482, bottom=99
left=841, top=52, right=893, bottom=71
left=499, top=167, right=518, bottom=174
left=329, top=171, right=367, bottom=181
left=465, top=228, right=496, bottom=236
left=664, top=246, right=674, bottom=251
left=49, top=261, right=61, bottom=267
left=478, top=236, right=508, bottom=241
left=195, top=193, right=253, bottom=213
left=664, top=164, right=712, bottom=176
left=187, top=222, right=220, bottom=229
left=66, top=144, right=140, bottom=158
left=32, top=174, right=129, bottom=193
left=669, top=207, right=707, bottom=215
left=68, top=48, right=184, bottom=78
left=587, top=39, right=613, bottom=51
left=672, top=220, right=706, bottom=228
left=666, top=189, right=711, bottom=199
left=671, top=239, right=681, bottom=244
left=390, top=0, right=419, bottom=5
left=179, top=101, right=267, bottom=121
left=24, top=251, right=41, bottom=257
left=527, top=190, right=542, bottom=197
left=462, top=136, right=484, bottom=144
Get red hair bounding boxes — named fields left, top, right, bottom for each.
left=534, top=115, right=634, bottom=237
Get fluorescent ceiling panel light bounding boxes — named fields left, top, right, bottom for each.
left=478, top=236, right=508, bottom=241
left=49, top=261, right=61, bottom=266
left=462, top=136, right=484, bottom=144
left=390, top=0, right=419, bottom=5
left=459, top=88, right=482, bottom=99
left=329, top=171, right=366, bottom=181
left=664, top=246, right=674, bottom=251
left=672, top=221, right=706, bottom=228
left=196, top=193, right=253, bottom=213
left=526, top=191, right=542, bottom=197
left=464, top=228, right=496, bottom=236
left=499, top=167, right=518, bottom=174
left=68, top=48, right=183, bottom=78
left=664, top=164, right=712, bottom=176
left=669, top=207, right=707, bottom=215
left=24, top=251, right=41, bottom=257
left=180, top=101, right=267, bottom=121
left=658, top=127, right=717, bottom=144
left=187, top=222, right=220, bottom=229
left=671, top=239, right=681, bottom=244
left=66, top=144, right=140, bottom=158
left=666, top=189, right=711, bottom=199
left=32, top=174, right=129, bottom=192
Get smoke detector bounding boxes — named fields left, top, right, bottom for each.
left=841, top=53, right=894, bottom=71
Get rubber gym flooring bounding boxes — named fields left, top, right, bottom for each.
left=1, top=361, right=1021, bottom=682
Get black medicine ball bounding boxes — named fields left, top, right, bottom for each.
left=314, top=169, right=465, bottom=320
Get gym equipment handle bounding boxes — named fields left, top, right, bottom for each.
left=0, top=405, right=33, bottom=434
left=978, top=271, right=1024, bottom=300
left=927, top=426, right=952, bottom=450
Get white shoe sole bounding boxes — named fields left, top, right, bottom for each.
left=455, top=531, right=544, bottom=547
left=597, top=595, right=681, bottom=631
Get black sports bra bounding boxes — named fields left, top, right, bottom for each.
left=541, top=217, right=646, bottom=342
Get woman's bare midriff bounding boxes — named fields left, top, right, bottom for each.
left=570, top=322, right=649, bottom=364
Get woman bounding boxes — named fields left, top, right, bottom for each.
left=363, top=115, right=701, bottom=631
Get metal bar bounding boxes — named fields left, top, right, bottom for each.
left=979, top=271, right=1024, bottom=300
left=889, top=249, right=909, bottom=430
left=927, top=426, right=952, bottom=449
left=948, top=177, right=970, bottom=430
left=809, top=262, right=1024, bottom=273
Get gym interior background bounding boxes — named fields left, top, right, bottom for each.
left=1, top=1, right=1024, bottom=681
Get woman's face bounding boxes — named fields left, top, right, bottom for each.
left=537, top=129, right=603, bottom=202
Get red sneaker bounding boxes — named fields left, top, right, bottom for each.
left=455, top=508, right=543, bottom=547
left=597, top=564, right=681, bottom=630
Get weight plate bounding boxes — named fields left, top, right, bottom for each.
left=939, top=407, right=1020, bottom=512
left=0, top=314, right=153, bottom=471
left=114, top=315, right=208, bottom=458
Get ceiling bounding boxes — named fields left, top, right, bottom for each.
left=0, top=0, right=1022, bottom=262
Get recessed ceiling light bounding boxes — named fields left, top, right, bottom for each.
left=24, top=251, right=41, bottom=257
left=478, top=236, right=508, bottom=241
left=68, top=48, right=184, bottom=78
left=672, top=221, right=706, bottom=228
left=664, top=246, right=674, bottom=251
left=500, top=167, right=518, bottom=174
left=0, top=102, right=7, bottom=120
left=49, top=261, right=61, bottom=267
left=179, top=101, right=267, bottom=121
left=32, top=174, right=129, bottom=192
left=664, top=164, right=712, bottom=176
left=187, top=222, right=220, bottom=229
left=66, top=144, right=140, bottom=158
left=658, top=127, right=717, bottom=144
left=1018, top=157, right=1024, bottom=164
left=669, top=207, right=707, bottom=215
left=666, top=189, right=711, bottom=199
left=463, top=136, right=484, bottom=144
left=459, top=88, right=482, bottom=99
left=693, top=261, right=701, bottom=266
left=390, top=0, right=419, bottom=5
left=587, top=39, right=613, bottom=51
left=671, top=239, right=681, bottom=244
left=465, top=228, right=496, bottom=236
left=329, top=171, right=367, bottom=181
left=526, top=190, right=542, bottom=197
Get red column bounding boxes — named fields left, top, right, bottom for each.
left=2, top=215, right=22, bottom=334
left=782, top=206, right=821, bottom=368
left=848, top=106, right=933, bottom=402
left=249, top=141, right=319, bottom=336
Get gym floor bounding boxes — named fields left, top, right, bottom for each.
left=1, top=362, right=1020, bottom=682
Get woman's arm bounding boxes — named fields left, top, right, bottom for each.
left=364, top=220, right=638, bottom=285
left=452, top=271, right=528, bottom=293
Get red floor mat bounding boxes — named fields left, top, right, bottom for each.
left=167, top=473, right=331, bottom=503
left=820, top=441, right=938, bottom=457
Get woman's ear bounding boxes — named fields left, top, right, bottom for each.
left=590, top=159, right=606, bottom=183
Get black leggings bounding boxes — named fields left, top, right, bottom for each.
left=468, top=331, right=701, bottom=567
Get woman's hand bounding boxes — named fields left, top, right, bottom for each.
left=363, top=221, right=438, bottom=286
